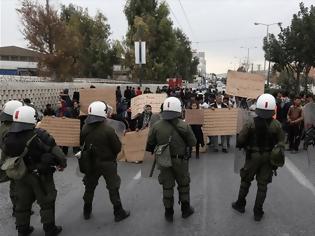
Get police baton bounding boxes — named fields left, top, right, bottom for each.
left=149, top=159, right=156, bottom=178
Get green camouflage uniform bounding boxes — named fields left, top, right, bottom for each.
left=3, top=128, right=67, bottom=232
left=235, top=117, right=285, bottom=214
left=80, top=122, right=123, bottom=207
left=146, top=118, right=197, bottom=208
left=0, top=121, right=17, bottom=213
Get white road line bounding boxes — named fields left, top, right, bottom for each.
left=133, top=170, right=142, bottom=180
left=285, top=158, right=315, bottom=197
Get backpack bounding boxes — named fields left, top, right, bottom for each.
left=1, top=134, right=37, bottom=180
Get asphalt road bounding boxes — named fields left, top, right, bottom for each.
left=1, top=145, right=315, bottom=236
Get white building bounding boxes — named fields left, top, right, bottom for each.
left=0, top=46, right=39, bottom=75
left=193, top=51, right=207, bottom=76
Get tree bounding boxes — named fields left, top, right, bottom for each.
left=18, top=1, right=119, bottom=80
left=17, top=0, right=81, bottom=81
left=264, top=3, right=315, bottom=93
left=60, top=4, right=115, bottom=78
left=124, top=0, right=197, bottom=82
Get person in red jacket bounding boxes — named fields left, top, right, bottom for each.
left=136, top=87, right=142, bottom=96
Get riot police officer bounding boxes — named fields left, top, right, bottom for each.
left=146, top=97, right=197, bottom=222
left=80, top=101, right=130, bottom=222
left=232, top=94, right=285, bottom=221
left=2, top=106, right=67, bottom=236
left=0, top=100, right=23, bottom=216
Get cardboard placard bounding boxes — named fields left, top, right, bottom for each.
left=203, top=108, right=238, bottom=136
left=80, top=88, right=116, bottom=114
left=185, top=109, right=204, bottom=125
left=131, top=94, right=166, bottom=119
left=226, top=70, right=265, bottom=99
left=37, top=117, right=80, bottom=147
left=122, top=129, right=149, bottom=162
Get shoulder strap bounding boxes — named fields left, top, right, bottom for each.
left=17, top=134, right=38, bottom=158
left=168, top=121, right=187, bottom=144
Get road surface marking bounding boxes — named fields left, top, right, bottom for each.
left=285, top=158, right=315, bottom=197
left=133, top=170, right=142, bottom=180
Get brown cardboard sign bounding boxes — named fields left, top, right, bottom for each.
left=185, top=109, right=204, bottom=125
left=80, top=88, right=116, bottom=114
left=203, top=108, right=238, bottom=136
left=131, top=94, right=166, bottom=119
left=122, top=129, right=149, bottom=162
left=37, top=117, right=80, bottom=147
left=226, top=70, right=265, bottom=99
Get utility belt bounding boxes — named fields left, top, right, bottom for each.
left=247, top=147, right=272, bottom=153
left=171, top=155, right=188, bottom=160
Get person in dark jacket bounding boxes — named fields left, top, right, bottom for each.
left=2, top=106, right=66, bottom=236
left=136, top=105, right=153, bottom=131
left=187, top=100, right=204, bottom=159
left=146, top=97, right=197, bottom=222
left=43, top=104, right=55, bottom=116
left=80, top=101, right=130, bottom=222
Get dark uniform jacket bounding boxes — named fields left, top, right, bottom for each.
left=81, top=122, right=121, bottom=162
left=237, top=117, right=285, bottom=153
left=3, top=128, right=67, bottom=172
left=146, top=118, right=197, bottom=156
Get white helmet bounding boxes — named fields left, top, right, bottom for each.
left=86, top=101, right=107, bottom=124
left=255, top=93, right=276, bottom=119
left=0, top=100, right=23, bottom=122
left=161, top=97, right=182, bottom=120
left=10, top=106, right=37, bottom=132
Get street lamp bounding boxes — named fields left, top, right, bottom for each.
left=240, top=46, right=257, bottom=72
left=254, top=22, right=282, bottom=87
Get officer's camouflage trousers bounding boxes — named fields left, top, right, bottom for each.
left=83, top=161, right=122, bottom=207
left=158, top=159, right=191, bottom=208
left=15, top=173, right=57, bottom=227
left=237, top=152, right=273, bottom=211
left=10, top=180, right=17, bottom=214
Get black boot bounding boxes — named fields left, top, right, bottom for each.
left=83, top=203, right=92, bottom=220
left=232, top=200, right=246, bottom=213
left=254, top=184, right=267, bottom=222
left=164, top=208, right=174, bottom=222
left=114, top=204, right=130, bottom=222
left=254, top=207, right=264, bottom=222
left=181, top=202, right=194, bottom=219
left=232, top=182, right=250, bottom=213
left=17, top=225, right=34, bottom=236
left=44, top=224, right=62, bottom=236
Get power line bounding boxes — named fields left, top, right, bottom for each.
left=192, top=36, right=263, bottom=44
left=177, top=0, right=194, bottom=37
left=165, top=0, right=184, bottom=30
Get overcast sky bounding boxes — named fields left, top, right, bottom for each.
left=0, top=0, right=313, bottom=74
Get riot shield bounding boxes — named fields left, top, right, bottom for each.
left=306, top=146, right=315, bottom=167
left=105, top=119, right=126, bottom=137
left=303, top=103, right=315, bottom=129
left=237, top=109, right=253, bottom=134
left=234, top=148, right=246, bottom=174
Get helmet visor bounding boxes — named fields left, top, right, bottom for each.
left=255, top=108, right=275, bottom=119
left=0, top=112, right=12, bottom=122
left=10, top=122, right=35, bottom=133
left=85, top=115, right=105, bottom=124
left=160, top=111, right=181, bottom=120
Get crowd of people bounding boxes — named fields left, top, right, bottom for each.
left=11, top=82, right=313, bottom=158
left=0, top=81, right=315, bottom=235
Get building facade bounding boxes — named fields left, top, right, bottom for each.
left=0, top=46, right=39, bottom=75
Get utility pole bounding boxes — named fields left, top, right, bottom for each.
left=254, top=22, right=282, bottom=88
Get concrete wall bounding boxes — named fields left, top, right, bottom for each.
left=0, top=77, right=168, bottom=111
